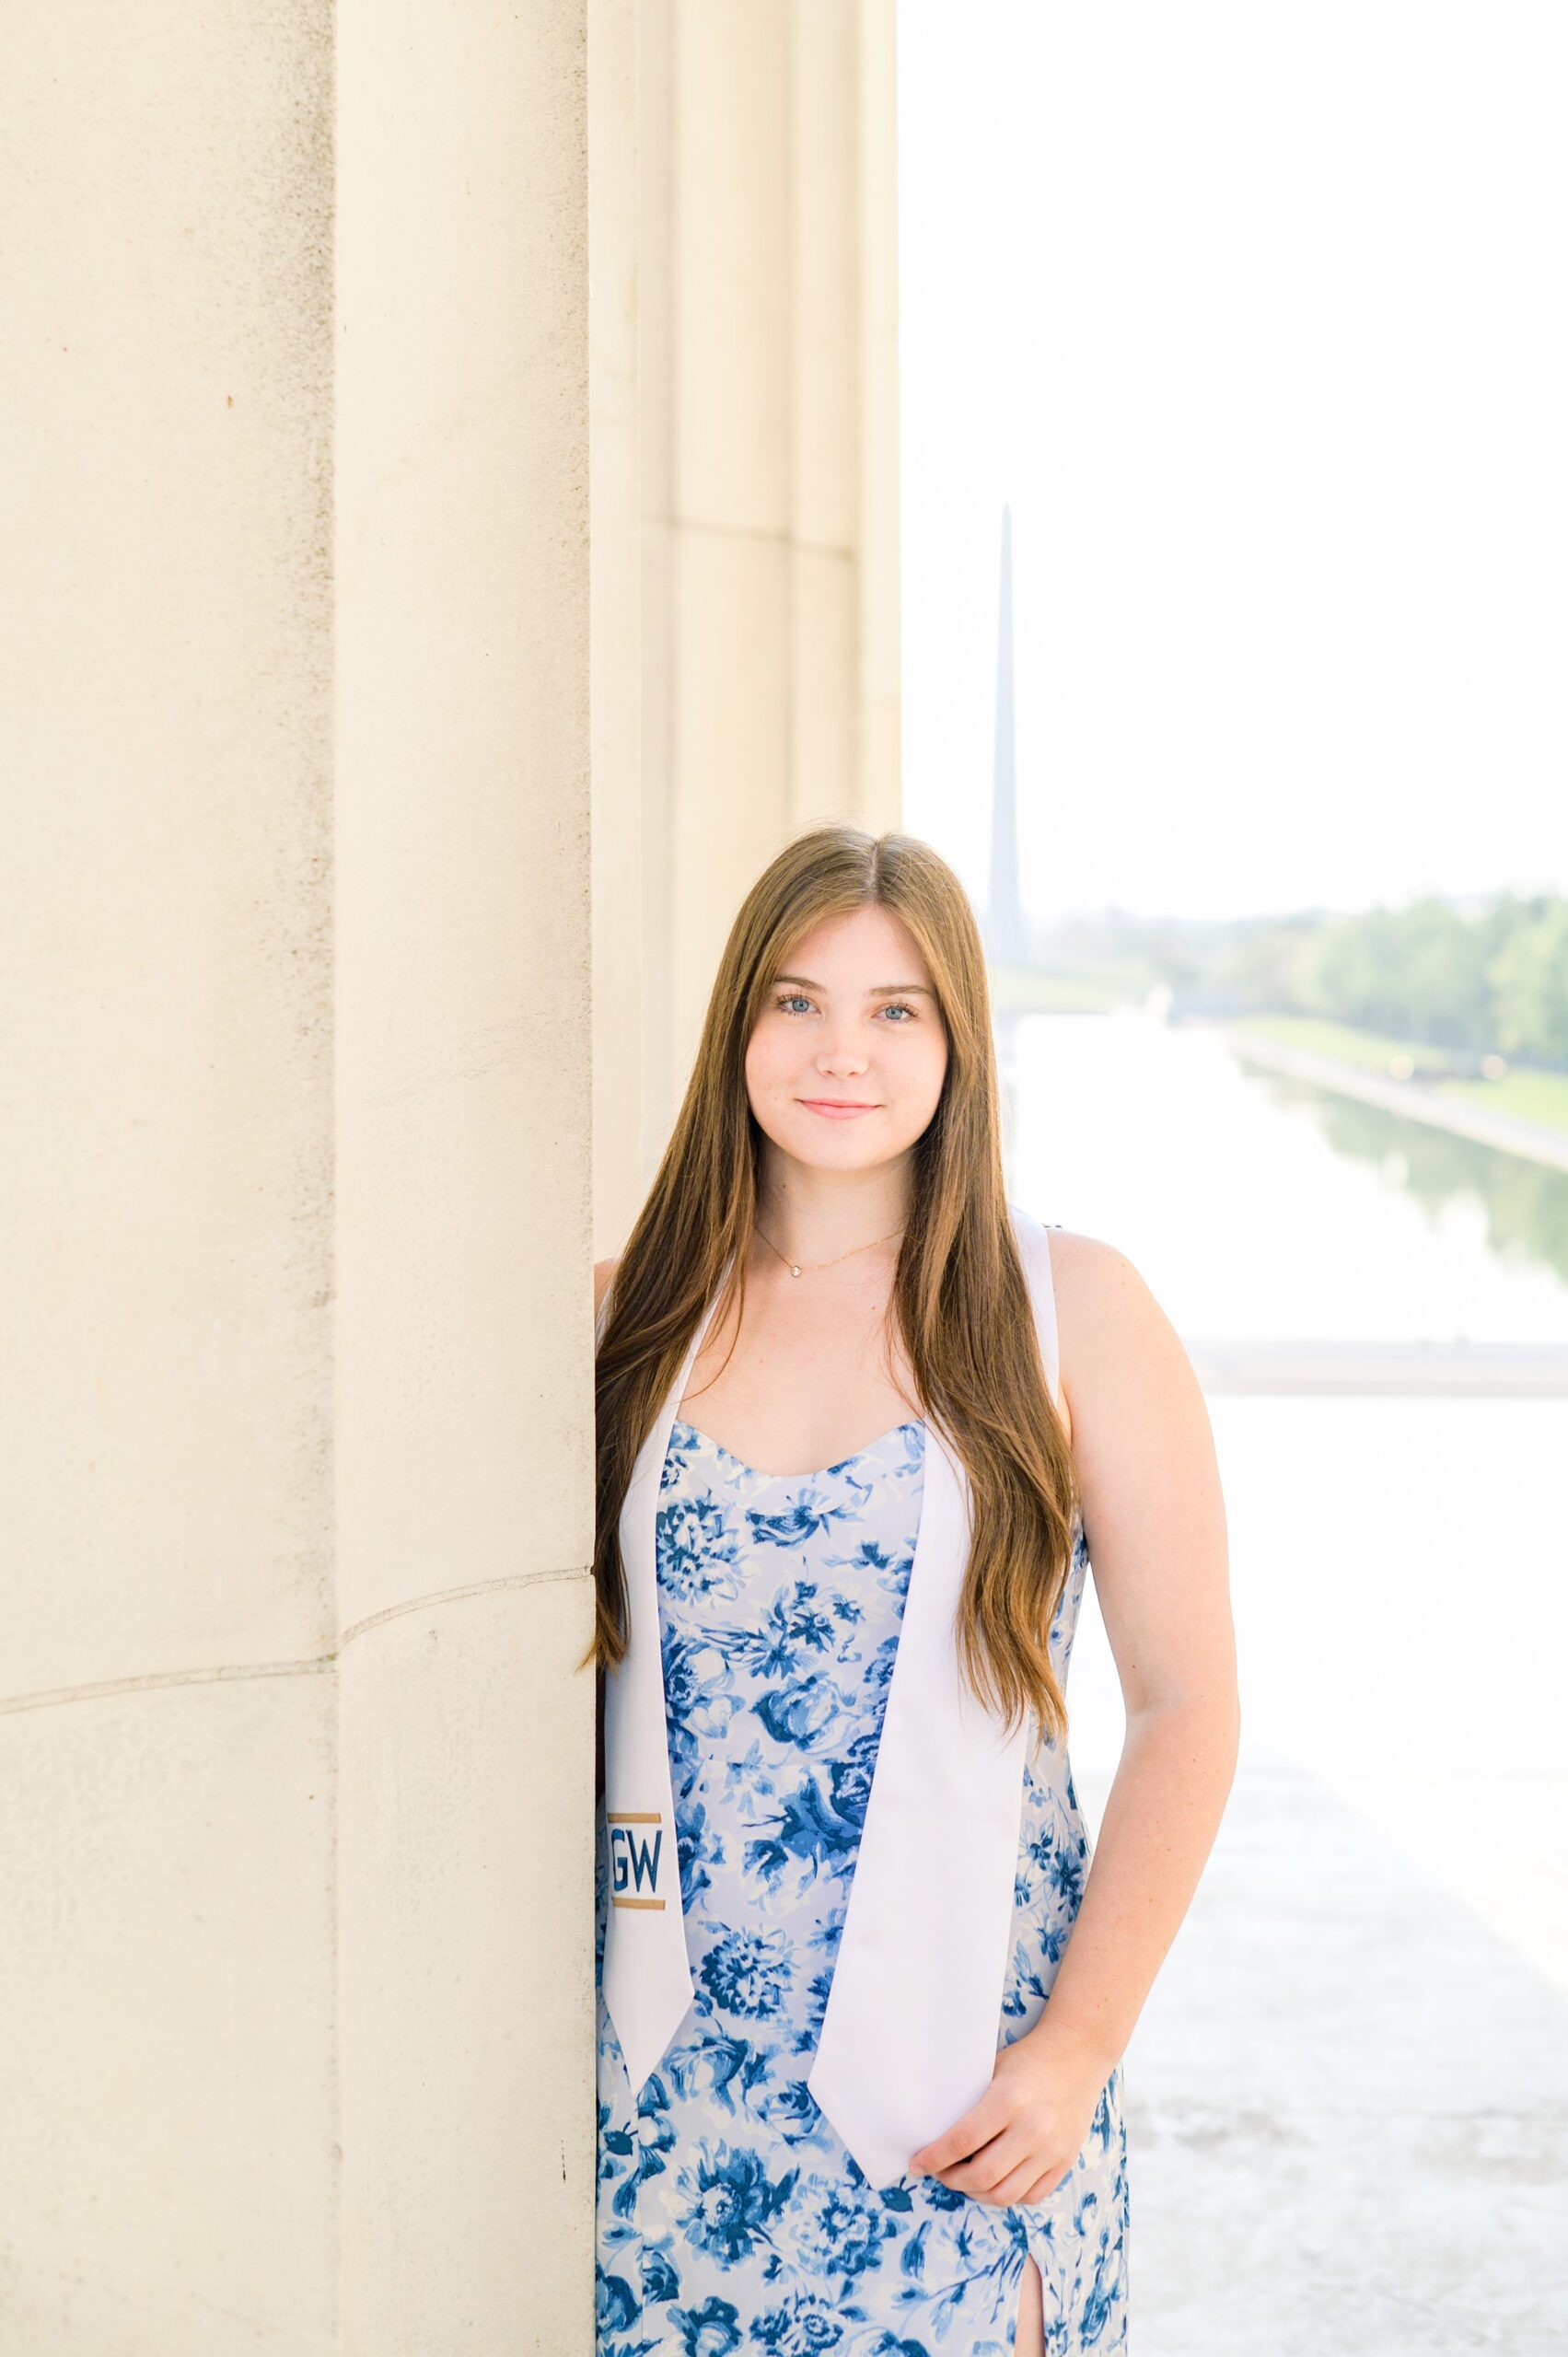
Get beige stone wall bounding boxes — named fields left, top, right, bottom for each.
left=334, top=0, right=599, bottom=2345
left=1, top=1, right=344, bottom=2347
left=598, top=0, right=902, bottom=1238
left=1, top=2, right=896, bottom=2348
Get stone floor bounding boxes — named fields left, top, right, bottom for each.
left=1067, top=1389, right=1568, bottom=2355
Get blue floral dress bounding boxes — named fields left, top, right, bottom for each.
left=596, top=1414, right=1129, bottom=2356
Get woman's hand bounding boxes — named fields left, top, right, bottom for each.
left=907, top=2018, right=1114, bottom=2208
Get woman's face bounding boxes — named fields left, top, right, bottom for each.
left=744, top=905, right=950, bottom=1178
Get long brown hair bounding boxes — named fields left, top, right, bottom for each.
left=587, top=821, right=1079, bottom=1746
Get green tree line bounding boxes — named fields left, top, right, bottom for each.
left=1214, top=890, right=1568, bottom=1069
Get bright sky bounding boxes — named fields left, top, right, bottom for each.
left=897, top=2, right=1568, bottom=926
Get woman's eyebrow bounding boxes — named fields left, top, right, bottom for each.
left=772, top=973, right=935, bottom=996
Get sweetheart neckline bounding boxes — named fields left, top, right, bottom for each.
left=668, top=1413, right=925, bottom=1486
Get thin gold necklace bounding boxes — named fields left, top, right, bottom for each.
left=756, top=1220, right=906, bottom=1281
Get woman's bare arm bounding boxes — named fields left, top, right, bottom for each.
left=912, top=1231, right=1240, bottom=2202
left=1028, top=1231, right=1240, bottom=2070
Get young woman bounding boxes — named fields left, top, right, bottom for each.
left=590, top=823, right=1238, bottom=2356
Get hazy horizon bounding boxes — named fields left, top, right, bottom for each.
left=898, top=3, right=1568, bottom=927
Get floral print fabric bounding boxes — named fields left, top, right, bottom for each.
left=596, top=1415, right=1129, bottom=2355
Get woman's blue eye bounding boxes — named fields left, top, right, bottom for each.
left=772, top=993, right=916, bottom=1021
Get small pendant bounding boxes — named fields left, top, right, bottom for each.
left=790, top=1264, right=802, bottom=1278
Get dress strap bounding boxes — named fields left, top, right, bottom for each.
left=1012, top=1205, right=1062, bottom=1412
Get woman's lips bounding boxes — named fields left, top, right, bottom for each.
left=799, top=1098, right=879, bottom=1119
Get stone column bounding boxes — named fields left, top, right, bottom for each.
left=2, top=0, right=602, bottom=2347
left=0, top=5, right=343, bottom=2348
left=605, top=0, right=902, bottom=1220
left=2, top=0, right=897, bottom=2342
left=336, top=1, right=598, bottom=2348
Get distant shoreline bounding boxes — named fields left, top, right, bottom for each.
left=1187, top=1336, right=1568, bottom=1398
left=1213, top=1024, right=1568, bottom=1175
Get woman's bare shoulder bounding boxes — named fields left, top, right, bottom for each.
left=1046, top=1225, right=1202, bottom=1454
left=1038, top=1228, right=1117, bottom=1446
left=1042, top=1225, right=1127, bottom=1295
left=1040, top=1225, right=1231, bottom=1720
left=593, top=1255, right=621, bottom=1317
left=1047, top=1225, right=1173, bottom=1353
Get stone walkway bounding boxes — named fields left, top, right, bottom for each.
left=1067, top=1388, right=1568, bottom=2354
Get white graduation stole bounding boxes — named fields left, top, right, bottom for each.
left=600, top=1200, right=1061, bottom=2189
